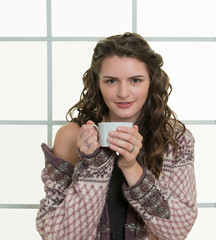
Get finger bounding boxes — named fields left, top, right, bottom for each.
left=85, top=134, right=98, bottom=147
left=133, top=125, right=139, bottom=131
left=77, top=121, right=99, bottom=154
left=108, top=142, right=136, bottom=157
left=79, top=133, right=99, bottom=154
left=79, top=123, right=98, bottom=139
left=116, top=125, right=141, bottom=138
left=109, top=128, right=142, bottom=144
left=79, top=124, right=89, bottom=138
left=108, top=134, right=135, bottom=151
left=87, top=140, right=100, bottom=152
left=108, top=126, right=142, bottom=154
left=79, top=129, right=96, bottom=147
left=79, top=141, right=100, bottom=155
left=78, top=127, right=95, bottom=148
left=108, top=138, right=131, bottom=150
left=86, top=120, right=95, bottom=125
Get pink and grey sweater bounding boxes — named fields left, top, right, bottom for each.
left=36, top=129, right=197, bottom=240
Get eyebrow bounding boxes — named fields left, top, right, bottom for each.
left=128, top=75, right=145, bottom=79
left=102, top=76, right=117, bottom=79
left=102, top=75, right=145, bottom=79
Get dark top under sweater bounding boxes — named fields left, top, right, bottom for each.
left=106, top=156, right=128, bottom=240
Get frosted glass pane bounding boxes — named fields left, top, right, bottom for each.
left=0, top=0, right=46, bottom=36
left=52, top=42, right=96, bottom=120
left=0, top=209, right=39, bottom=240
left=0, top=42, right=47, bottom=120
left=52, top=0, right=132, bottom=36
left=0, top=125, right=47, bottom=204
left=186, top=125, right=216, bottom=202
left=149, top=42, right=216, bottom=120
left=137, top=0, right=216, bottom=37
left=187, top=208, right=216, bottom=239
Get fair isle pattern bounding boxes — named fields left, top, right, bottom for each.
left=129, top=129, right=197, bottom=240
left=46, top=161, right=72, bottom=188
left=123, top=169, right=170, bottom=220
left=72, top=148, right=114, bottom=185
left=36, top=148, right=115, bottom=239
left=36, top=129, right=197, bottom=240
left=36, top=168, right=69, bottom=220
left=41, top=143, right=74, bottom=177
left=38, top=183, right=106, bottom=239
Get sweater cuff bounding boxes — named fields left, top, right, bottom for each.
left=72, top=147, right=115, bottom=184
left=122, top=167, right=154, bottom=199
left=78, top=147, right=115, bottom=167
left=123, top=167, right=170, bottom=219
left=41, top=143, right=74, bottom=177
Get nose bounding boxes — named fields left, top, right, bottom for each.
left=117, top=82, right=130, bottom=98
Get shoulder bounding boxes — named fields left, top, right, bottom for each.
left=176, top=128, right=195, bottom=146
left=53, top=122, right=81, bottom=166
left=168, top=119, right=194, bottom=146
left=174, top=127, right=195, bottom=164
left=54, top=122, right=80, bottom=141
left=164, top=126, right=195, bottom=160
left=162, top=128, right=195, bottom=174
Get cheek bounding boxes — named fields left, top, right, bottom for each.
left=100, top=87, right=115, bottom=101
left=135, top=88, right=149, bottom=103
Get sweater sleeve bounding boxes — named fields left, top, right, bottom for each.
left=36, top=144, right=115, bottom=240
left=123, top=129, right=198, bottom=240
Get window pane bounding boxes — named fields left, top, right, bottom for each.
left=0, top=209, right=39, bottom=240
left=0, top=42, right=47, bottom=120
left=52, top=42, right=96, bottom=120
left=149, top=42, right=216, bottom=120
left=52, top=0, right=132, bottom=36
left=137, top=0, right=216, bottom=37
left=0, top=0, right=46, bottom=37
left=186, top=125, right=216, bottom=202
left=187, top=208, right=216, bottom=239
left=0, top=125, right=47, bottom=204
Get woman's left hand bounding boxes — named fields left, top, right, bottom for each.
left=107, top=125, right=143, bottom=170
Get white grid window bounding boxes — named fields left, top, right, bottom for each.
left=0, top=0, right=215, bottom=239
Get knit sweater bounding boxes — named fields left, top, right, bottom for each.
left=36, top=129, right=197, bottom=240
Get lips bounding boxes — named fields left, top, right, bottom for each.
left=115, top=102, right=134, bottom=108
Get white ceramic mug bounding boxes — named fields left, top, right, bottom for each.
left=94, top=122, right=133, bottom=147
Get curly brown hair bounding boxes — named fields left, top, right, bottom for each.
left=66, top=32, right=185, bottom=178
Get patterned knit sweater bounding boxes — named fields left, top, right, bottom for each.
left=36, top=129, right=197, bottom=240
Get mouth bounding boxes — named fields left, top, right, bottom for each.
left=115, top=102, right=134, bottom=108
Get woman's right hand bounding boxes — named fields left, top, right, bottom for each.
left=77, top=120, right=100, bottom=155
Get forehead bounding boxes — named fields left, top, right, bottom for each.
left=99, top=56, right=149, bottom=76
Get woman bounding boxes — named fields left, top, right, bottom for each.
left=36, top=32, right=197, bottom=240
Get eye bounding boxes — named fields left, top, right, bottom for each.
left=106, top=79, right=117, bottom=84
left=131, top=78, right=141, bottom=83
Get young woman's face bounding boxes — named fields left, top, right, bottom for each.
left=99, top=56, right=150, bottom=123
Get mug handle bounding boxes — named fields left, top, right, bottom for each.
left=92, top=124, right=98, bottom=131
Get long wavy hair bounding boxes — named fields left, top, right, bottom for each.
left=66, top=32, right=185, bottom=178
